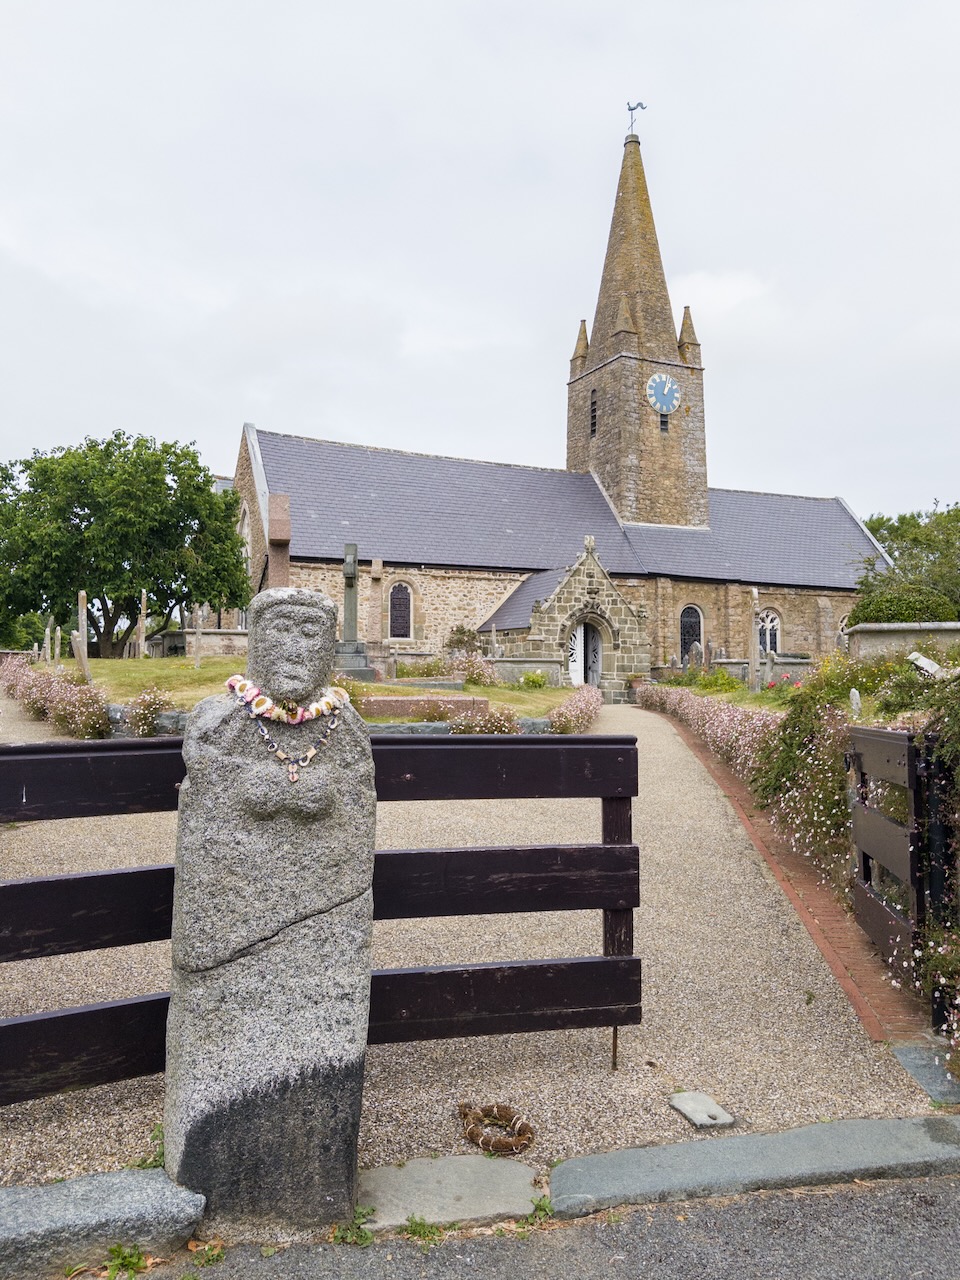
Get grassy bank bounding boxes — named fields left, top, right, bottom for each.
left=55, top=657, right=571, bottom=719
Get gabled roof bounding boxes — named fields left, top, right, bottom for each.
left=248, top=427, right=879, bottom=592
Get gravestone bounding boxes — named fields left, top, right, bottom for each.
left=164, top=588, right=377, bottom=1233
left=54, top=626, right=61, bottom=664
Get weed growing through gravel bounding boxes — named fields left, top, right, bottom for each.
left=132, top=1122, right=164, bottom=1169
left=330, top=1205, right=376, bottom=1247
left=402, top=1215, right=452, bottom=1250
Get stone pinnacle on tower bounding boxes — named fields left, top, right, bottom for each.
left=678, top=305, right=701, bottom=367
left=570, top=319, right=590, bottom=378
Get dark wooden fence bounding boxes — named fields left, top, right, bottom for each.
left=848, top=728, right=952, bottom=967
left=0, top=734, right=640, bottom=1106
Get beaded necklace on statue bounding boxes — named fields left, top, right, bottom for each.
left=226, top=675, right=351, bottom=783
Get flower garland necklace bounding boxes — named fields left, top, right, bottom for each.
left=226, top=675, right=351, bottom=783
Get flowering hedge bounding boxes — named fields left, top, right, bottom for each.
left=548, top=684, right=604, bottom=734
left=449, top=704, right=521, bottom=734
left=0, top=654, right=110, bottom=739
left=636, top=683, right=853, bottom=889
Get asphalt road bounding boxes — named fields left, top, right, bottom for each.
left=144, top=1175, right=960, bottom=1280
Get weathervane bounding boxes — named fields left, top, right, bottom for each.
left=627, top=101, right=647, bottom=131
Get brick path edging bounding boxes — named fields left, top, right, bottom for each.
left=639, top=707, right=930, bottom=1045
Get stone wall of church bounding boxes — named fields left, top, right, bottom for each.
left=290, top=561, right=524, bottom=654
left=612, top=577, right=856, bottom=664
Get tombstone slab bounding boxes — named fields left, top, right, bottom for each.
left=164, top=588, right=376, bottom=1234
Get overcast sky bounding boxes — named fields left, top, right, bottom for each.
left=0, top=1, right=956, bottom=521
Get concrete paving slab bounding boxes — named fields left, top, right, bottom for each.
left=549, top=1116, right=960, bottom=1219
left=0, top=1169, right=204, bottom=1280
left=669, top=1091, right=735, bottom=1128
left=892, top=1043, right=960, bottom=1104
left=359, top=1155, right=538, bottom=1231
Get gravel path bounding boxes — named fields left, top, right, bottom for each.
left=0, top=697, right=930, bottom=1187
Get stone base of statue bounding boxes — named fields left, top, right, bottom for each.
left=164, top=589, right=376, bottom=1234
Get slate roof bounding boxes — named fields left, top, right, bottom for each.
left=252, top=429, right=880, bottom=604
left=625, top=489, right=879, bottom=591
left=479, top=568, right=569, bottom=632
left=255, top=430, right=642, bottom=572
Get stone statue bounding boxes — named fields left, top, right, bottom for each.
left=164, top=588, right=376, bottom=1232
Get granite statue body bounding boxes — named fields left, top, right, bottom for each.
left=164, top=589, right=376, bottom=1233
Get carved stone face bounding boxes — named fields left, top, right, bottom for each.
left=246, top=588, right=337, bottom=704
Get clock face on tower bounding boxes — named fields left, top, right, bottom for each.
left=645, top=372, right=682, bottom=414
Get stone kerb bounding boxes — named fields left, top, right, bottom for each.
left=164, top=588, right=377, bottom=1235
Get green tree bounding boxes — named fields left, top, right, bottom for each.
left=855, top=504, right=960, bottom=623
left=0, top=432, right=250, bottom=657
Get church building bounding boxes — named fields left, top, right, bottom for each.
left=232, top=131, right=881, bottom=700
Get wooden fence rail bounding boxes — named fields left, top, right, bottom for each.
left=0, top=734, right=641, bottom=1106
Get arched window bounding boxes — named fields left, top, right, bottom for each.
left=680, top=605, right=702, bottom=658
left=389, top=583, right=412, bottom=639
left=589, top=390, right=598, bottom=437
left=758, top=609, right=780, bottom=654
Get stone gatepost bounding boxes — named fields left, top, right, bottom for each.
left=164, top=588, right=376, bottom=1233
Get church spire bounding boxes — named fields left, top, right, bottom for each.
left=590, top=134, right=678, bottom=365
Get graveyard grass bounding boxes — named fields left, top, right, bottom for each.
left=55, top=657, right=571, bottom=719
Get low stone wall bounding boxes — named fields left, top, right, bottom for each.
left=846, top=622, right=960, bottom=660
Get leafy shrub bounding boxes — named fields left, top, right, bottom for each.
left=460, top=654, right=500, bottom=686
left=449, top=705, right=521, bottom=734
left=848, top=584, right=958, bottom=625
left=874, top=663, right=928, bottom=718
left=548, top=684, right=604, bottom=734
left=445, top=625, right=482, bottom=656
left=765, top=673, right=803, bottom=706
left=519, top=669, right=547, bottom=689
left=658, top=669, right=742, bottom=693
left=127, top=686, right=174, bottom=737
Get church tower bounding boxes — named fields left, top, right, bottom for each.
left=566, top=133, right=708, bottom=527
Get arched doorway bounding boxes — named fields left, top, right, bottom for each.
left=568, top=621, right=602, bottom=687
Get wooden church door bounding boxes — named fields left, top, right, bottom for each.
left=568, top=624, right=584, bottom=686
left=569, top=622, right=602, bottom=687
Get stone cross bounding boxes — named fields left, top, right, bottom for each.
left=164, top=588, right=377, bottom=1233
left=342, top=543, right=358, bottom=644
left=42, top=619, right=51, bottom=665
